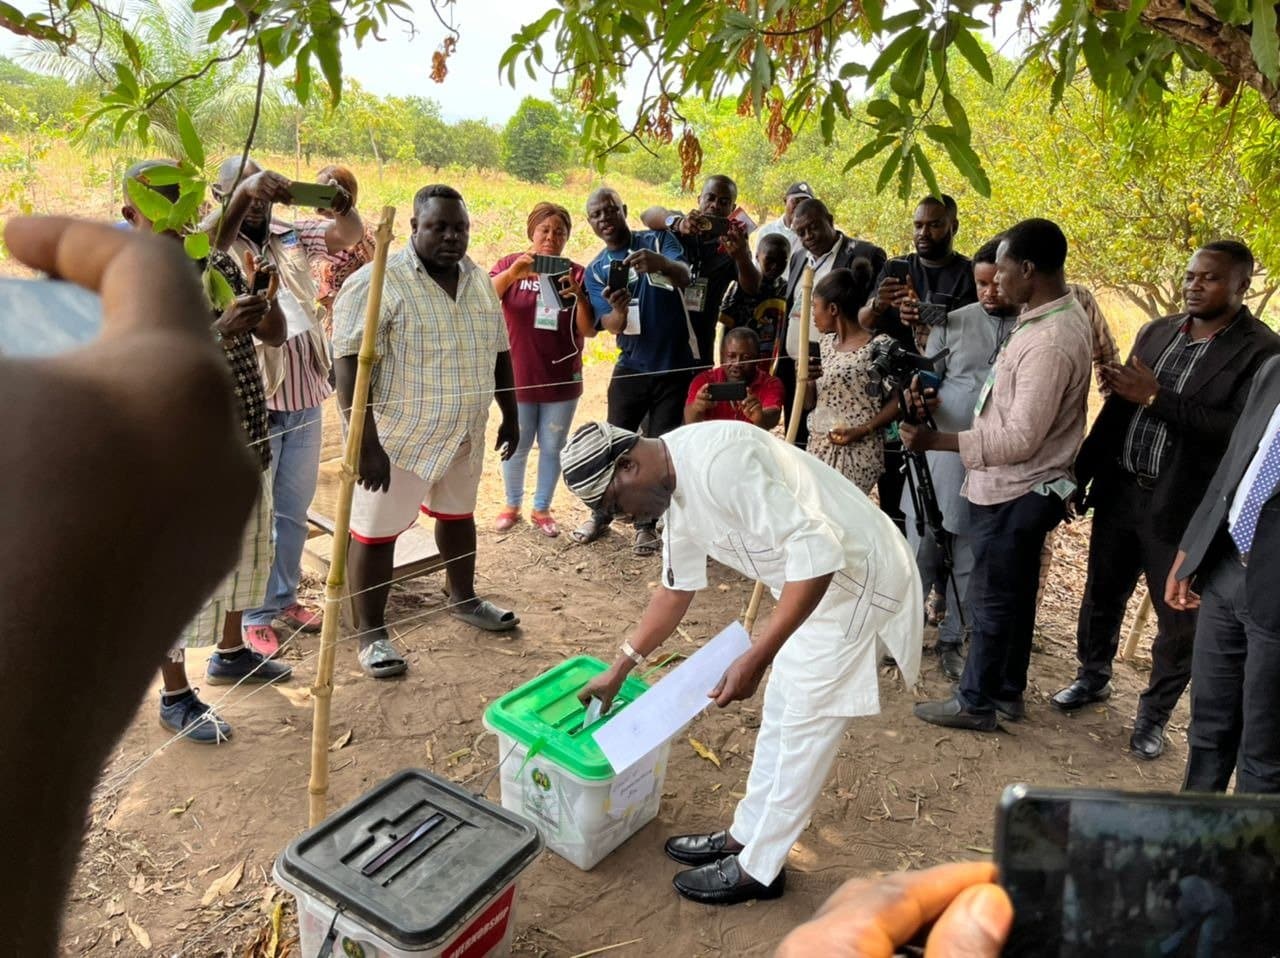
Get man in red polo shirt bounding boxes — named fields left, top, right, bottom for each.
left=685, top=327, right=784, bottom=429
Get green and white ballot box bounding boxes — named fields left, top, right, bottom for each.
left=483, top=656, right=675, bottom=870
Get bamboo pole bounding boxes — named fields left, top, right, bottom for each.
left=744, top=265, right=815, bottom=632
left=308, top=205, right=396, bottom=827
left=1121, top=591, right=1154, bottom=663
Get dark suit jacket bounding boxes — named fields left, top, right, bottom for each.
left=1076, top=308, right=1280, bottom=538
left=1178, top=353, right=1280, bottom=630
left=780, top=233, right=887, bottom=351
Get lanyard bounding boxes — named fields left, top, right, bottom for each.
left=974, top=302, right=1071, bottom=416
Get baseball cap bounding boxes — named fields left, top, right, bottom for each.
left=784, top=182, right=814, bottom=198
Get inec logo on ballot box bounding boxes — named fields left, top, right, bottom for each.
left=530, top=769, right=552, bottom=791
left=341, top=937, right=366, bottom=958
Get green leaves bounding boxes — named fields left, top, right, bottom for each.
left=1251, top=0, right=1279, bottom=82
left=177, top=107, right=204, bottom=169
left=183, top=231, right=211, bottom=260
left=950, top=26, right=994, bottom=84
left=126, top=176, right=173, bottom=224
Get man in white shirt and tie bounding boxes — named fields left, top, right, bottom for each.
left=1167, top=353, right=1280, bottom=793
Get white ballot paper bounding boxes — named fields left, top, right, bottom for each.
left=593, top=621, right=752, bottom=773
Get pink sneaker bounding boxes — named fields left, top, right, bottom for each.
left=243, top=624, right=282, bottom=659
left=277, top=603, right=323, bottom=633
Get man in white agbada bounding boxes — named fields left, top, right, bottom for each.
left=561, top=419, right=922, bottom=905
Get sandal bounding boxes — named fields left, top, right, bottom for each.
left=531, top=510, right=559, bottom=538
left=358, top=637, right=407, bottom=678
left=570, top=514, right=611, bottom=544
left=243, top=624, right=282, bottom=659
left=494, top=507, right=521, bottom=533
left=450, top=598, right=520, bottom=632
left=633, top=526, right=661, bottom=556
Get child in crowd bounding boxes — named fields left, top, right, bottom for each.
left=806, top=263, right=898, bottom=493
left=719, top=232, right=791, bottom=363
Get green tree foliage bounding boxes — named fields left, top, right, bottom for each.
left=451, top=119, right=501, bottom=171
left=501, top=97, right=572, bottom=183
left=500, top=0, right=1280, bottom=199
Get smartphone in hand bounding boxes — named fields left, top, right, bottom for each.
left=607, top=259, right=629, bottom=294
left=288, top=181, right=339, bottom=209
left=706, top=380, right=748, bottom=402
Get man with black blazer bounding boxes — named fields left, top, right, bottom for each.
left=1053, top=241, right=1280, bottom=761
left=776, top=198, right=885, bottom=449
left=1168, top=352, right=1280, bottom=793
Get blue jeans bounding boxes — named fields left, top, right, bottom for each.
left=244, top=406, right=323, bottom=626
left=501, top=399, right=578, bottom=511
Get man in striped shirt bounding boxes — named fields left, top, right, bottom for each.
left=212, top=158, right=365, bottom=658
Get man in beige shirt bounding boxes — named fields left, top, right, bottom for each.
left=902, top=218, right=1092, bottom=731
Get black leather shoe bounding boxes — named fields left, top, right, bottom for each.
left=1130, top=722, right=1165, bottom=760
left=672, top=856, right=785, bottom=905
left=938, top=644, right=965, bottom=681
left=664, top=829, right=742, bottom=866
left=914, top=693, right=998, bottom=731
left=993, top=695, right=1025, bottom=722
left=1050, top=679, right=1112, bottom=712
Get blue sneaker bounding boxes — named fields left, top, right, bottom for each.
left=206, top=647, right=293, bottom=686
left=159, top=692, right=232, bottom=744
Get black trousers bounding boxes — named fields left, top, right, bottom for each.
left=1183, top=555, right=1280, bottom=794
left=959, top=490, right=1065, bottom=711
left=878, top=441, right=907, bottom=535
left=1074, top=474, right=1198, bottom=726
left=590, top=365, right=692, bottom=529
left=775, top=354, right=810, bottom=450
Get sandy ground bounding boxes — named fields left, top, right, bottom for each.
left=57, top=366, right=1183, bottom=957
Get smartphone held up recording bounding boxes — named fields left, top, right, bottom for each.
left=706, top=380, right=748, bottom=403
left=996, top=785, right=1280, bottom=957
left=607, top=259, right=630, bottom=294
left=287, top=181, right=339, bottom=210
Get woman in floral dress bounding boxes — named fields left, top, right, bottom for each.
left=806, top=262, right=899, bottom=493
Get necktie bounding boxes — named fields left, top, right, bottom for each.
left=1230, top=425, right=1280, bottom=555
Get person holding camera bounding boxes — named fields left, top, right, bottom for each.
left=684, top=327, right=783, bottom=428
left=805, top=264, right=899, bottom=494
left=1056, top=241, right=1280, bottom=760
left=642, top=174, right=757, bottom=367
left=864, top=195, right=979, bottom=602
left=210, top=156, right=365, bottom=657
left=900, top=238, right=1018, bottom=681
left=489, top=202, right=597, bottom=538
left=577, top=187, right=694, bottom=555
left=123, top=160, right=292, bottom=741
left=905, top=219, right=1092, bottom=731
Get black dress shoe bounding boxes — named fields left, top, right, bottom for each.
left=664, top=829, right=742, bottom=866
left=914, top=693, right=998, bottom=731
left=992, top=695, right=1025, bottom=722
left=1130, top=722, right=1165, bottom=760
left=938, top=644, right=965, bottom=681
left=672, top=856, right=785, bottom=905
left=1050, top=679, right=1112, bottom=712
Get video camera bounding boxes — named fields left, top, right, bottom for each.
left=866, top=340, right=948, bottom=424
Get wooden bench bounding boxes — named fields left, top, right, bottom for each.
left=302, top=509, right=447, bottom=626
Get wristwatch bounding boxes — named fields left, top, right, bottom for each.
left=664, top=213, right=684, bottom=231
left=620, top=640, right=646, bottom=666
left=1143, top=389, right=1159, bottom=407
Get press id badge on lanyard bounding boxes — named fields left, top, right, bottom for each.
left=624, top=299, right=641, bottom=335
left=683, top=277, right=709, bottom=312
left=973, top=302, right=1071, bottom=415
left=534, top=305, right=560, bottom=331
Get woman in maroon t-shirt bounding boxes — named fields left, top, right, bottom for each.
left=490, top=203, right=596, bottom=536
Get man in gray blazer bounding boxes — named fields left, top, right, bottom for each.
left=1167, top=353, right=1280, bottom=793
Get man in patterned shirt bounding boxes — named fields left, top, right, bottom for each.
left=122, top=160, right=293, bottom=743
left=211, top=157, right=365, bottom=658
left=332, top=184, right=521, bottom=678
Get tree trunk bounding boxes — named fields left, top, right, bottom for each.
left=1100, top=0, right=1280, bottom=118
left=294, top=108, right=302, bottom=179
left=369, top=129, right=383, bottom=178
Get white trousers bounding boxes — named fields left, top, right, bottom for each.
left=731, top=677, right=850, bottom=884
